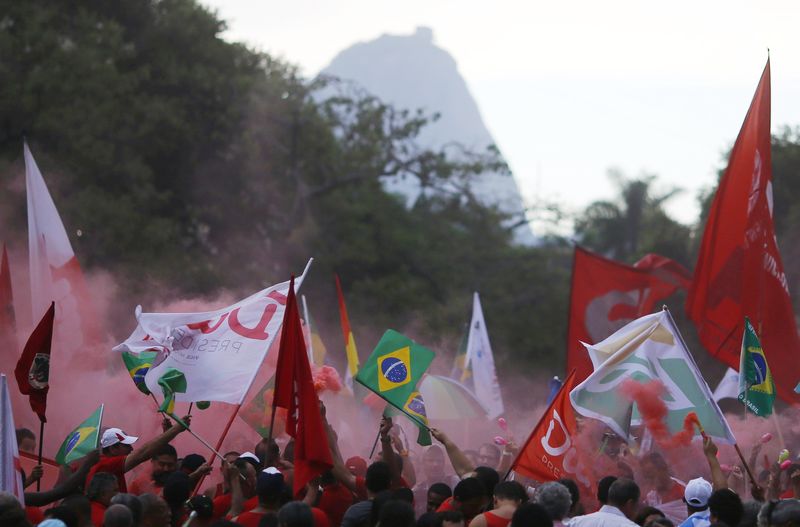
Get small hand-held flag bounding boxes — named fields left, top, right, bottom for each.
left=272, top=276, right=332, bottom=496
left=157, top=368, right=188, bottom=415
left=14, top=302, right=55, bottom=423
left=121, top=351, right=158, bottom=395
left=334, top=274, right=360, bottom=389
left=55, top=405, right=104, bottom=465
left=356, top=330, right=436, bottom=445
left=739, top=318, right=775, bottom=416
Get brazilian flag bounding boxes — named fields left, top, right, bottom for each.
left=121, top=351, right=158, bottom=395
left=357, top=330, right=435, bottom=445
left=157, top=368, right=187, bottom=415
left=55, top=405, right=103, bottom=465
left=738, top=317, right=775, bottom=416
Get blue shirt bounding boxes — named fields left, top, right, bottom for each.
left=678, top=510, right=710, bottom=527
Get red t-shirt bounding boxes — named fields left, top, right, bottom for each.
left=213, top=493, right=260, bottom=519
left=91, top=501, right=107, bottom=527
left=319, top=482, right=354, bottom=527
left=86, top=454, right=128, bottom=493
left=312, top=507, right=331, bottom=527
left=484, top=511, right=512, bottom=527
left=25, top=506, right=44, bottom=525
left=437, top=498, right=479, bottom=525
left=235, top=511, right=267, bottom=527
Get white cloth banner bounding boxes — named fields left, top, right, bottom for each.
left=25, top=143, right=97, bottom=352
left=464, top=292, right=505, bottom=419
left=0, top=374, right=25, bottom=505
left=713, top=367, right=740, bottom=403
left=114, top=262, right=311, bottom=404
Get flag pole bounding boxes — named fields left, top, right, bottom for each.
left=733, top=442, right=758, bottom=487
left=36, top=418, right=44, bottom=491
left=164, top=413, right=225, bottom=461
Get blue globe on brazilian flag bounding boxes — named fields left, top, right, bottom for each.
left=357, top=330, right=435, bottom=445
left=55, top=405, right=104, bottom=465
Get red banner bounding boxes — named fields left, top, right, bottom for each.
left=567, top=246, right=690, bottom=382
left=686, top=60, right=800, bottom=403
left=14, top=302, right=55, bottom=423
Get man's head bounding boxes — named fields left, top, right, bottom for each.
left=708, top=488, right=743, bottom=527
left=474, top=466, right=500, bottom=500
left=15, top=428, right=35, bottom=453
left=103, top=504, right=133, bottom=527
left=606, top=478, right=640, bottom=520
left=533, top=482, right=572, bottom=521
left=683, top=477, right=712, bottom=513
left=759, top=499, right=800, bottom=527
left=180, top=454, right=205, bottom=475
left=138, top=493, right=171, bottom=527
left=436, top=511, right=464, bottom=527
left=365, top=461, right=392, bottom=496
left=478, top=444, right=501, bottom=469
left=378, top=500, right=415, bottom=527
left=150, top=444, right=178, bottom=484
left=60, top=493, right=92, bottom=527
left=100, top=428, right=138, bottom=457
left=453, top=478, right=488, bottom=520
left=510, top=503, right=553, bottom=527
left=110, top=494, right=142, bottom=527
left=427, top=482, right=452, bottom=512
left=0, top=491, right=29, bottom=527
left=233, top=458, right=259, bottom=498
left=493, top=481, right=526, bottom=508
left=87, top=472, right=119, bottom=506
left=278, top=501, right=313, bottom=527
left=162, top=472, right=191, bottom=508
left=256, top=438, right=281, bottom=469
left=597, top=476, right=617, bottom=505
left=257, top=470, right=286, bottom=507
left=346, top=456, right=368, bottom=478
left=557, top=478, right=580, bottom=515
left=423, top=446, right=445, bottom=480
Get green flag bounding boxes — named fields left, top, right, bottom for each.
left=55, top=405, right=103, bottom=465
left=121, top=351, right=158, bottom=395
left=157, top=368, right=187, bottom=415
left=239, top=374, right=276, bottom=438
left=738, top=317, right=775, bottom=416
left=356, top=330, right=435, bottom=445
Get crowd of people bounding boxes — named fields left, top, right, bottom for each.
left=4, top=405, right=800, bottom=527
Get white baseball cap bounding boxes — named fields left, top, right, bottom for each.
left=684, top=477, right=712, bottom=508
left=100, top=428, right=139, bottom=449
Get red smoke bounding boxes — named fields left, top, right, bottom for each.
left=312, top=365, right=342, bottom=394
left=619, top=379, right=696, bottom=448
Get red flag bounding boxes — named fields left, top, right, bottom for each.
left=0, top=244, right=16, bottom=351
left=686, top=59, right=800, bottom=403
left=511, top=371, right=591, bottom=488
left=14, top=302, right=55, bottom=423
left=567, top=246, right=691, bottom=381
left=272, top=277, right=332, bottom=495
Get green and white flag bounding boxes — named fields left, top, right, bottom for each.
left=738, top=318, right=775, bottom=416
left=570, top=310, right=735, bottom=443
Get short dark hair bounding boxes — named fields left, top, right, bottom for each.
left=162, top=472, right=190, bottom=506
left=153, top=444, right=177, bottom=459
left=493, top=481, right=527, bottom=502
left=634, top=506, right=664, bottom=526
left=511, top=503, right=553, bottom=527
left=87, top=472, right=118, bottom=500
left=607, top=478, right=640, bottom=508
left=393, top=487, right=414, bottom=504
left=379, top=500, right=416, bottom=527
left=181, top=453, right=205, bottom=472
left=597, top=476, right=617, bottom=504
left=474, top=466, right=500, bottom=498
left=644, top=519, right=674, bottom=527
left=453, top=478, right=486, bottom=502
left=708, top=489, right=743, bottom=527
left=110, top=493, right=142, bottom=525
left=557, top=478, right=580, bottom=509
left=428, top=483, right=452, bottom=498
left=434, top=511, right=463, bottom=527
left=15, top=428, right=34, bottom=444
left=44, top=505, right=78, bottom=527
left=60, top=493, right=91, bottom=524
left=278, top=501, right=313, bottom=527
left=366, top=461, right=392, bottom=493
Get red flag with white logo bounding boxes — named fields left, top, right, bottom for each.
left=510, top=371, right=591, bottom=488
left=14, top=302, right=55, bottom=423
left=567, top=246, right=691, bottom=382
left=272, top=276, right=332, bottom=495
left=686, top=60, right=800, bottom=403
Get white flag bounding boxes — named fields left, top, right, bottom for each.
left=712, top=367, right=740, bottom=403
left=25, top=142, right=98, bottom=352
left=0, top=374, right=25, bottom=505
left=114, top=262, right=311, bottom=404
left=570, top=310, right=735, bottom=443
left=464, top=292, right=504, bottom=419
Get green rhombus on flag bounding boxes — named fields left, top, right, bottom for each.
left=356, top=330, right=435, bottom=445
left=739, top=317, right=775, bottom=416
left=55, top=405, right=104, bottom=465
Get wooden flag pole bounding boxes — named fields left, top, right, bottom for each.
left=734, top=442, right=758, bottom=487
left=36, top=419, right=44, bottom=491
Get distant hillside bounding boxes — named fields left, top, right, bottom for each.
left=321, top=27, right=535, bottom=244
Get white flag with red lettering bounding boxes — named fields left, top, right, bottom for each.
left=0, top=374, right=25, bottom=505
left=25, top=142, right=99, bottom=352
left=113, top=262, right=310, bottom=404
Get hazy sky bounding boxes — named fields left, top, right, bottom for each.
left=202, top=0, right=800, bottom=229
